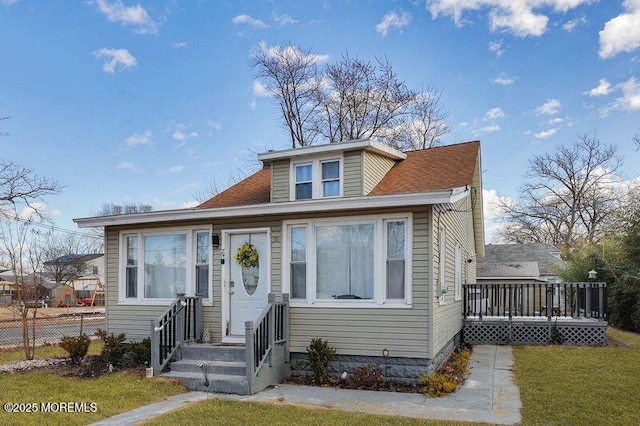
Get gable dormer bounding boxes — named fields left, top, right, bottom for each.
left=257, top=139, right=406, bottom=203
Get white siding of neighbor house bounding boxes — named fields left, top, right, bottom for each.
left=363, top=151, right=396, bottom=194
left=430, top=195, right=477, bottom=357
left=271, top=160, right=290, bottom=203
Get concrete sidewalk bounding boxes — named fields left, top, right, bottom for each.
left=91, top=344, right=522, bottom=425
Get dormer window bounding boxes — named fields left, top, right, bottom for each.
left=291, top=156, right=342, bottom=200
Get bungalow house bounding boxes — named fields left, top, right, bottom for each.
left=75, top=139, right=484, bottom=393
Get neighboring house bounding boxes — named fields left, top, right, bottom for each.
left=474, top=244, right=565, bottom=316
left=75, top=139, right=484, bottom=388
left=44, top=254, right=105, bottom=306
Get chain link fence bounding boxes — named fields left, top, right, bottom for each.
left=0, top=308, right=106, bottom=350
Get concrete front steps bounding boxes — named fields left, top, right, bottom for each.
left=161, top=343, right=250, bottom=395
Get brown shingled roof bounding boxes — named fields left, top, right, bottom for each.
left=198, top=168, right=271, bottom=208
left=198, top=141, right=480, bottom=208
left=370, top=141, right=479, bottom=195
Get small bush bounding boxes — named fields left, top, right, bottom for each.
left=121, top=338, right=151, bottom=367
left=346, top=363, right=384, bottom=389
left=96, top=328, right=127, bottom=365
left=420, top=347, right=471, bottom=397
left=304, top=338, right=336, bottom=385
left=60, top=334, right=90, bottom=363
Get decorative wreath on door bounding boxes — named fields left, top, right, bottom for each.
left=234, top=242, right=259, bottom=268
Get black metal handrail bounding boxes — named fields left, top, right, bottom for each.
left=463, top=282, right=607, bottom=320
left=245, top=293, right=289, bottom=393
left=150, top=294, right=203, bottom=376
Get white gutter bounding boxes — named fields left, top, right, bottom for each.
left=74, top=187, right=469, bottom=228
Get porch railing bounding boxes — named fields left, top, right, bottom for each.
left=463, top=282, right=607, bottom=320
left=150, top=294, right=203, bottom=376
left=245, top=293, right=289, bottom=393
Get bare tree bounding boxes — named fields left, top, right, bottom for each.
left=251, top=44, right=451, bottom=149
left=41, top=233, right=96, bottom=290
left=0, top=116, right=8, bottom=136
left=97, top=202, right=153, bottom=216
left=249, top=42, right=323, bottom=148
left=315, top=54, right=416, bottom=146
left=192, top=177, right=223, bottom=203
left=496, top=134, right=623, bottom=250
left=634, top=129, right=640, bottom=151
left=0, top=161, right=59, bottom=220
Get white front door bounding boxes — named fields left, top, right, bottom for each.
left=226, top=231, right=269, bottom=340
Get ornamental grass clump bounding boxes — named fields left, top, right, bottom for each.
left=420, top=347, right=471, bottom=397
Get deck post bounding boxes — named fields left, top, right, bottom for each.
left=283, top=293, right=290, bottom=363
left=245, top=320, right=255, bottom=394
left=150, top=320, right=160, bottom=376
left=598, top=284, right=605, bottom=320
left=585, top=284, right=592, bottom=318
left=268, top=293, right=275, bottom=367
left=195, top=295, right=203, bottom=341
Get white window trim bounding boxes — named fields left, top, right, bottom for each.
left=438, top=224, right=446, bottom=305
left=290, top=155, right=344, bottom=201
left=454, top=242, right=462, bottom=301
left=383, top=218, right=412, bottom=303
left=118, top=226, right=213, bottom=306
left=282, top=213, right=412, bottom=308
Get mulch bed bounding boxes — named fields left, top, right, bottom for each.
left=1, top=355, right=146, bottom=378
left=284, top=374, right=423, bottom=393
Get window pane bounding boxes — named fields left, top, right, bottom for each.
left=144, top=234, right=186, bottom=298
left=291, top=263, right=306, bottom=299
left=196, top=232, right=209, bottom=264
left=127, top=236, right=138, bottom=266
left=296, top=164, right=312, bottom=182
left=387, top=221, right=405, bottom=259
left=387, top=260, right=405, bottom=299
left=322, top=161, right=339, bottom=179
left=126, top=267, right=137, bottom=298
left=316, top=224, right=374, bottom=300
left=323, top=180, right=339, bottom=197
left=291, top=227, right=306, bottom=261
left=296, top=182, right=312, bottom=200
left=196, top=265, right=209, bottom=298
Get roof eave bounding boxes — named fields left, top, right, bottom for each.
left=75, top=187, right=468, bottom=228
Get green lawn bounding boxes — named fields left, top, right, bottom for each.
left=0, top=340, right=103, bottom=365
left=0, top=371, right=186, bottom=426
left=514, top=327, right=640, bottom=426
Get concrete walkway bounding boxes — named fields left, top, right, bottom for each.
left=91, top=345, right=522, bottom=425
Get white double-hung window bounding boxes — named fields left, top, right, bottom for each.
left=120, top=227, right=211, bottom=304
left=284, top=214, right=412, bottom=307
left=292, top=157, right=342, bottom=200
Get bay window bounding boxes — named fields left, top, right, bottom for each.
left=285, top=214, right=411, bottom=307
left=120, top=228, right=211, bottom=304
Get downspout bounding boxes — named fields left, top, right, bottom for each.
left=427, top=206, right=435, bottom=360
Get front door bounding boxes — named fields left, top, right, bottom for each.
left=226, top=231, right=269, bottom=340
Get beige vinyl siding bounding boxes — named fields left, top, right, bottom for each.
left=363, top=151, right=396, bottom=194
left=471, top=150, right=485, bottom=257
left=271, top=160, right=290, bottom=203
left=430, top=195, right=477, bottom=356
left=289, top=209, right=430, bottom=359
left=343, top=150, right=362, bottom=197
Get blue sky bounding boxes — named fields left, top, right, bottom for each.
left=1, top=0, right=639, bottom=243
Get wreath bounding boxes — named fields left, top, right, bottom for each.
left=234, top=242, right=259, bottom=268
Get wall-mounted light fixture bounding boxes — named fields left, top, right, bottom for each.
left=212, top=234, right=220, bottom=248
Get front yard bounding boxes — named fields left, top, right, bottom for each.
left=1, top=328, right=639, bottom=425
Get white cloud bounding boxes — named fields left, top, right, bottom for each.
left=548, top=117, right=565, bottom=124
left=483, top=189, right=513, bottom=243
left=0, top=0, right=19, bottom=6
left=534, top=98, right=561, bottom=115
left=249, top=99, right=257, bottom=110
left=207, top=120, right=222, bottom=131
left=93, top=48, right=137, bottom=73
left=273, top=13, right=298, bottom=26
left=484, top=107, right=505, bottom=120
left=182, top=201, right=199, bottom=209
left=169, top=165, right=186, bottom=173
left=584, top=78, right=612, bottom=97
left=491, top=73, right=516, bottom=85
left=616, top=77, right=640, bottom=111
left=173, top=41, right=187, bottom=48
left=116, top=161, right=139, bottom=172
left=172, top=128, right=198, bottom=142
left=375, top=10, right=412, bottom=36
left=256, top=41, right=330, bottom=65
left=534, top=128, right=559, bottom=139
left=252, top=80, right=271, bottom=97
left=93, top=0, right=158, bottom=34
left=488, top=40, right=504, bottom=56
left=232, top=14, right=268, bottom=28
left=599, top=0, right=640, bottom=59
left=562, top=14, right=586, bottom=32
left=477, top=125, right=500, bottom=134
left=125, top=130, right=153, bottom=146
left=426, top=0, right=592, bottom=37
